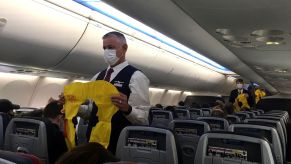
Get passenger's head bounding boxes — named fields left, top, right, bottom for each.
left=224, top=102, right=234, bottom=115
left=155, top=104, right=163, bottom=109
left=164, top=106, right=175, bottom=112
left=236, top=79, right=244, bottom=89
left=213, top=100, right=224, bottom=109
left=56, top=142, right=119, bottom=164
left=178, top=101, right=185, bottom=106
left=0, top=99, right=20, bottom=113
left=211, top=108, right=226, bottom=118
left=102, top=31, right=128, bottom=67
left=43, top=101, right=64, bottom=126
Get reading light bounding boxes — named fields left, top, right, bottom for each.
left=266, top=41, right=280, bottom=45
left=73, top=0, right=234, bottom=74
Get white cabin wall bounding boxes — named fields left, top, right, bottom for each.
left=0, top=73, right=234, bottom=108
left=28, top=77, right=70, bottom=108
left=0, top=73, right=70, bottom=108
left=0, top=72, right=39, bottom=107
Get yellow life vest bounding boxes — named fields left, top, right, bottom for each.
left=63, top=80, right=119, bottom=149
left=234, top=93, right=250, bottom=112
left=255, top=89, right=266, bottom=104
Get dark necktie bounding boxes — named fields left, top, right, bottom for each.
left=104, top=68, right=114, bottom=82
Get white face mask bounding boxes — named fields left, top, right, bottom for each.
left=103, top=49, right=119, bottom=66
left=237, top=84, right=243, bottom=89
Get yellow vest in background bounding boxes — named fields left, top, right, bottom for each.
left=63, top=81, right=119, bottom=149
left=255, top=89, right=266, bottom=104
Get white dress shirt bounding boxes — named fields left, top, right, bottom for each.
left=91, top=61, right=150, bottom=125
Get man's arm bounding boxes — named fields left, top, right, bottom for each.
left=125, top=71, right=150, bottom=125
left=229, top=90, right=236, bottom=103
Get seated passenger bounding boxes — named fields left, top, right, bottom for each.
left=213, top=100, right=225, bottom=110
left=211, top=108, right=226, bottom=118
left=43, top=101, right=68, bottom=164
left=164, top=106, right=178, bottom=118
left=224, top=102, right=235, bottom=115
left=56, top=142, right=119, bottom=164
left=0, top=99, right=20, bottom=116
left=178, top=101, right=185, bottom=107
left=155, top=104, right=163, bottom=109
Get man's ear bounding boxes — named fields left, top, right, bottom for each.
left=122, top=44, right=128, bottom=52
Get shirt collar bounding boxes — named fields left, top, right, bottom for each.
left=107, top=61, right=129, bottom=72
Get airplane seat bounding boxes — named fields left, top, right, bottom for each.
left=0, top=113, right=11, bottom=149
left=226, top=115, right=241, bottom=124
left=0, top=150, right=42, bottom=164
left=76, top=117, right=88, bottom=145
left=197, top=117, right=229, bottom=131
left=229, top=124, right=283, bottom=164
left=194, top=131, right=275, bottom=164
left=263, top=111, right=289, bottom=124
left=245, top=119, right=286, bottom=161
left=255, top=116, right=287, bottom=143
left=252, top=110, right=261, bottom=116
left=256, top=109, right=265, bottom=114
left=116, top=126, right=179, bottom=164
left=149, top=110, right=173, bottom=129
left=4, top=118, right=49, bottom=164
left=241, top=111, right=256, bottom=118
left=173, top=109, right=190, bottom=120
left=148, top=107, right=165, bottom=125
left=234, top=112, right=250, bottom=121
left=188, top=108, right=203, bottom=120
left=168, top=120, right=210, bottom=164
left=200, top=108, right=212, bottom=117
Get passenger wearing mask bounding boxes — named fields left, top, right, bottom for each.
left=43, top=101, right=68, bottom=164
left=229, top=79, right=253, bottom=111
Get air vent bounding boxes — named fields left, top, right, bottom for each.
left=216, top=28, right=232, bottom=35
left=251, top=29, right=284, bottom=37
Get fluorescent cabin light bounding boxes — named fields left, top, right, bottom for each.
left=73, top=80, right=90, bottom=83
left=45, top=77, right=68, bottom=83
left=167, top=89, right=182, bottom=93
left=183, top=91, right=193, bottom=95
left=149, top=87, right=165, bottom=92
left=0, top=72, right=39, bottom=80
left=73, top=0, right=234, bottom=74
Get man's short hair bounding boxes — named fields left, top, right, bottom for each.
left=43, top=101, right=63, bottom=119
left=236, top=78, right=244, bottom=83
left=102, top=31, right=127, bottom=44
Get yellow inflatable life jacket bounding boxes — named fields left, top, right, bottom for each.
left=63, top=80, right=119, bottom=149
left=234, top=93, right=250, bottom=112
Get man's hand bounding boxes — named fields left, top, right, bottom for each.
left=111, top=93, right=131, bottom=114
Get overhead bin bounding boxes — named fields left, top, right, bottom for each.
left=0, top=0, right=88, bottom=69
left=53, top=22, right=108, bottom=76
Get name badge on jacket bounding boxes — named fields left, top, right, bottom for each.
left=113, top=81, right=124, bottom=88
